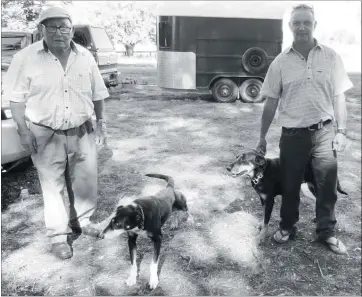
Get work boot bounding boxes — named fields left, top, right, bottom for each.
left=51, top=242, right=73, bottom=260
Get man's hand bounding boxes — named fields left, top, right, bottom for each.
left=18, top=129, right=37, bottom=154
left=256, top=138, right=267, bottom=155
left=95, top=121, right=107, bottom=146
left=332, top=133, right=347, bottom=152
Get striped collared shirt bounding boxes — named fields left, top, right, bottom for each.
left=4, top=40, right=109, bottom=130
left=260, top=39, right=353, bottom=128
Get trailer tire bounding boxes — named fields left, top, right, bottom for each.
left=212, top=78, right=239, bottom=103
left=242, top=47, right=268, bottom=74
left=239, top=78, right=264, bottom=103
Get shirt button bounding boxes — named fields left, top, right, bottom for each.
left=65, top=90, right=68, bottom=93
left=66, top=106, right=68, bottom=109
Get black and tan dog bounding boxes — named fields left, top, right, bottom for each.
left=226, top=149, right=347, bottom=242
left=99, top=174, right=191, bottom=289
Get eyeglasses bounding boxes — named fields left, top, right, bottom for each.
left=42, top=24, right=72, bottom=34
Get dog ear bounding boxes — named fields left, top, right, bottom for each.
left=255, top=155, right=266, bottom=166
left=134, top=207, right=144, bottom=230
left=135, top=214, right=143, bottom=230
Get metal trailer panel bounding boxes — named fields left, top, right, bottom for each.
left=157, top=16, right=283, bottom=89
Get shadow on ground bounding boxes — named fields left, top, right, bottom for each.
left=1, top=67, right=361, bottom=296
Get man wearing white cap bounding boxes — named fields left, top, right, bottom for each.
left=5, top=6, right=109, bottom=260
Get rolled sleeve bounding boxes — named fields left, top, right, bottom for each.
left=89, top=56, right=109, bottom=101
left=260, top=58, right=282, bottom=100
left=3, top=53, right=29, bottom=103
left=333, top=53, right=353, bottom=96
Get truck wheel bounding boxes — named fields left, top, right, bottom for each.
left=239, top=78, right=264, bottom=103
left=242, top=47, right=268, bottom=74
left=212, top=78, right=238, bottom=103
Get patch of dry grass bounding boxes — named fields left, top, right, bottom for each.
left=1, top=64, right=360, bottom=296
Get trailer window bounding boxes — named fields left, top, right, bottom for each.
left=159, top=21, right=172, bottom=48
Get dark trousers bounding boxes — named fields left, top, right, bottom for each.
left=279, top=121, right=338, bottom=240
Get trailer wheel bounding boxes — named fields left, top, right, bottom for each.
left=239, top=78, right=264, bottom=103
left=242, top=47, right=268, bottom=74
left=212, top=78, right=238, bottom=103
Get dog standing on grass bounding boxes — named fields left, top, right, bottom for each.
left=227, top=149, right=348, bottom=243
left=99, top=174, right=191, bottom=289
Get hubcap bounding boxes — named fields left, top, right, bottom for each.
left=250, top=54, right=262, bottom=67
left=219, top=85, right=231, bottom=97
left=246, top=84, right=260, bottom=98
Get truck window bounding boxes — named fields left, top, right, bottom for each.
left=159, top=21, right=172, bottom=48
left=1, top=35, right=30, bottom=65
left=73, top=31, right=88, bottom=47
left=1, top=36, right=28, bottom=53
left=89, top=27, right=114, bottom=50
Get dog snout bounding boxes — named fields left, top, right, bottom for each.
left=226, top=165, right=232, bottom=172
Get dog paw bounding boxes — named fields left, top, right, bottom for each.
left=170, top=224, right=179, bottom=230
left=148, top=277, right=159, bottom=289
left=257, top=234, right=267, bottom=245
left=257, top=222, right=263, bottom=231
left=126, top=276, right=137, bottom=287
left=187, top=214, right=195, bottom=224
left=257, top=226, right=268, bottom=244
left=170, top=216, right=179, bottom=230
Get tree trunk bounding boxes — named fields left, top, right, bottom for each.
left=125, top=44, right=135, bottom=57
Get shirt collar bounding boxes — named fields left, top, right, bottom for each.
left=37, top=39, right=85, bottom=54
left=287, top=38, right=322, bottom=53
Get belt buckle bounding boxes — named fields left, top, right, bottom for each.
left=308, top=120, right=322, bottom=131
left=317, top=120, right=323, bottom=130
left=308, top=124, right=316, bottom=131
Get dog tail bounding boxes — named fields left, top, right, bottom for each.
left=337, top=179, right=348, bottom=195
left=145, top=174, right=175, bottom=188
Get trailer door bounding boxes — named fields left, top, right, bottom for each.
left=157, top=16, right=196, bottom=90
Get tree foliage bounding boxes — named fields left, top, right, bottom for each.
left=72, top=1, right=158, bottom=55
left=1, top=0, right=157, bottom=56
left=1, top=1, right=360, bottom=56
left=1, top=0, right=46, bottom=30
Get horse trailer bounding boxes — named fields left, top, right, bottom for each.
left=156, top=1, right=290, bottom=103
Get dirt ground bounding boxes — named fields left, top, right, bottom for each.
left=1, top=60, right=361, bottom=296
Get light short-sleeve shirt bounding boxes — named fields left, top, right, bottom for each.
left=4, top=40, right=109, bottom=130
left=260, top=39, right=353, bottom=128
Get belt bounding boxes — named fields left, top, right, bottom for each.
left=283, top=119, right=332, bottom=131
left=307, top=119, right=332, bottom=131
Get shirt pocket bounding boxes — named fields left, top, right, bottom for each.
left=313, top=63, right=333, bottom=86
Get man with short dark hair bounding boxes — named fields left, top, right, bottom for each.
left=5, top=7, right=109, bottom=260
left=256, top=4, right=352, bottom=254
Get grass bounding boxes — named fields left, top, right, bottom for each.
left=1, top=63, right=361, bottom=296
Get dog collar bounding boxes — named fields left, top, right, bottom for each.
left=252, top=172, right=264, bottom=185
